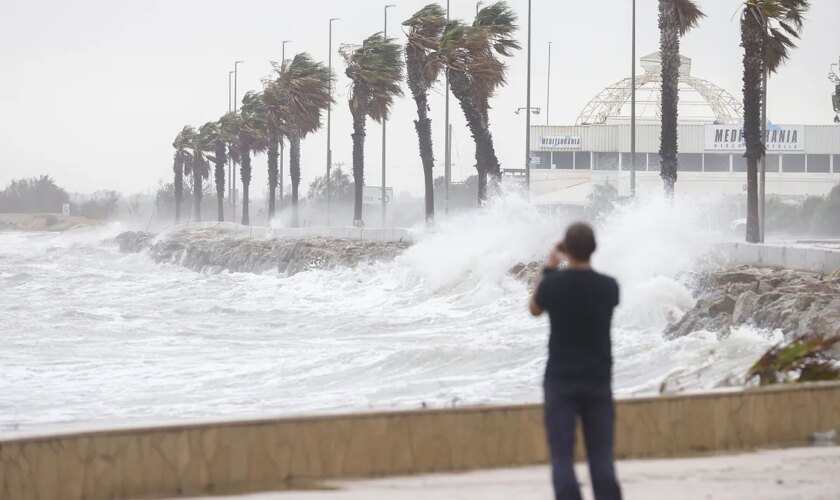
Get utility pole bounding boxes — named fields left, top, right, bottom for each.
left=233, top=60, right=244, bottom=221
left=228, top=70, right=234, bottom=220
left=327, top=18, right=338, bottom=225
left=444, top=0, right=451, bottom=215
left=525, top=0, right=532, bottom=198
left=760, top=64, right=768, bottom=242
left=382, top=4, right=395, bottom=227
left=546, top=41, right=552, bottom=126
left=630, top=0, right=637, bottom=197
left=280, top=40, right=292, bottom=212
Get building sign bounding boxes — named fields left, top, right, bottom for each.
left=539, top=135, right=581, bottom=150
left=530, top=156, right=541, bottom=166
left=362, top=186, right=393, bottom=206
left=704, top=124, right=805, bottom=151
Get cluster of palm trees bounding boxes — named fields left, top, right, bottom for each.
left=171, top=0, right=809, bottom=240
left=171, top=54, right=333, bottom=226
left=171, top=1, right=520, bottom=228
left=659, top=0, right=809, bottom=244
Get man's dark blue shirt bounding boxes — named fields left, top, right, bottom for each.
left=535, top=268, right=620, bottom=385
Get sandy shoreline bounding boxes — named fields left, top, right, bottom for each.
left=0, top=213, right=103, bottom=232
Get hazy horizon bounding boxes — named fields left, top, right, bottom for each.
left=2, top=0, right=838, bottom=197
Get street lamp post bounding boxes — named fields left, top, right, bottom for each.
left=630, top=0, right=637, bottom=197
left=327, top=18, right=338, bottom=226
left=228, top=70, right=234, bottom=219
left=444, top=0, right=451, bottom=215
left=524, top=0, right=532, bottom=198
left=233, top=60, right=244, bottom=221
left=382, top=4, right=395, bottom=227
left=280, top=40, right=292, bottom=212
left=546, top=41, right=552, bottom=126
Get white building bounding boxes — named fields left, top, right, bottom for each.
left=523, top=53, right=840, bottom=204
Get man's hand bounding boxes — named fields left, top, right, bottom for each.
left=530, top=242, right=564, bottom=316
left=546, top=243, right=563, bottom=270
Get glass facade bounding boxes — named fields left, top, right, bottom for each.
left=552, top=152, right=574, bottom=170
left=679, top=153, right=703, bottom=172
left=782, top=155, right=806, bottom=173
left=620, top=153, right=647, bottom=171
left=575, top=152, right=591, bottom=169
left=807, top=154, right=831, bottom=173
left=594, top=153, right=619, bottom=171
left=529, top=150, right=836, bottom=174
left=703, top=154, right=729, bottom=172
left=531, top=151, right=552, bottom=169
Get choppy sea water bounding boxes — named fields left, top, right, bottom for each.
left=0, top=195, right=780, bottom=437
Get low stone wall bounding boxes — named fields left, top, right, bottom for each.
left=727, top=242, right=840, bottom=274
left=180, top=222, right=416, bottom=244
left=2, top=382, right=839, bottom=500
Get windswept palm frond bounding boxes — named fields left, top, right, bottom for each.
left=404, top=4, right=447, bottom=89
left=272, top=53, right=334, bottom=137
left=673, top=0, right=705, bottom=36
left=342, top=33, right=405, bottom=123
left=744, top=0, right=809, bottom=73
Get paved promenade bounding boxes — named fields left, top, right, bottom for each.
left=181, top=446, right=840, bottom=500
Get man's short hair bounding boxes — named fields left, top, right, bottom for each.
left=564, top=222, right=597, bottom=261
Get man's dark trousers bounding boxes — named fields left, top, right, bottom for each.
left=543, top=379, right=622, bottom=500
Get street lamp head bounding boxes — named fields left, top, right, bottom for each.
left=330, top=17, right=339, bottom=22
left=531, top=107, right=541, bottom=115
left=385, top=4, right=395, bottom=8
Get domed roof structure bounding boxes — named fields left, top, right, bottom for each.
left=576, top=52, right=743, bottom=126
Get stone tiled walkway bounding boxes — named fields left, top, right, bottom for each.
left=181, top=446, right=840, bottom=500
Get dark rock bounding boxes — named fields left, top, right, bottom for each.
left=732, top=290, right=760, bottom=325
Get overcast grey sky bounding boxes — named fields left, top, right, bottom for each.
left=1, top=0, right=838, bottom=197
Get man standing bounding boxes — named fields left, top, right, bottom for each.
left=529, top=222, right=622, bottom=500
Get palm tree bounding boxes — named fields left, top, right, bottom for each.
left=404, top=4, right=447, bottom=226
left=436, top=2, right=519, bottom=203
left=271, top=53, right=334, bottom=227
left=200, top=113, right=240, bottom=222
left=171, top=126, right=195, bottom=224
left=741, top=0, right=809, bottom=242
left=190, top=124, right=216, bottom=223
left=659, top=0, right=704, bottom=198
left=258, top=86, right=287, bottom=223
left=238, top=91, right=269, bottom=226
left=341, top=34, right=405, bottom=226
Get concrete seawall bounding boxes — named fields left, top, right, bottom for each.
left=726, top=241, right=840, bottom=274
left=2, top=382, right=838, bottom=500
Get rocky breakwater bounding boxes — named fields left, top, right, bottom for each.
left=115, top=228, right=411, bottom=275
left=665, top=265, right=840, bottom=341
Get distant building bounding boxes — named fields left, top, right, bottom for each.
left=518, top=53, right=840, bottom=205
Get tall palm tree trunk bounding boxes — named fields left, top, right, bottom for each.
left=241, top=151, right=252, bottom=226
left=659, top=0, right=680, bottom=199
left=741, top=11, right=764, bottom=243
left=174, top=160, right=183, bottom=224
left=213, top=142, right=226, bottom=222
left=289, top=132, right=301, bottom=228
left=351, top=108, right=366, bottom=225
left=450, top=70, right=500, bottom=204
left=407, top=50, right=436, bottom=225
left=267, top=136, right=279, bottom=222
left=412, top=93, right=436, bottom=224
left=192, top=157, right=202, bottom=223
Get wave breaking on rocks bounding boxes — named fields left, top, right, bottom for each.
left=115, top=227, right=411, bottom=275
